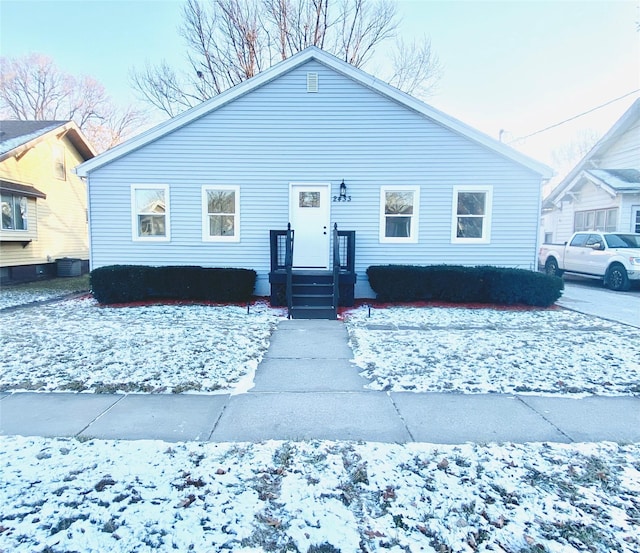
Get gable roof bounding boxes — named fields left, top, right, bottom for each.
left=0, top=120, right=96, bottom=162
left=543, top=98, right=640, bottom=207
left=76, top=47, right=551, bottom=178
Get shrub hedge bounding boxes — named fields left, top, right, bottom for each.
left=366, top=265, right=563, bottom=307
left=90, top=265, right=257, bottom=305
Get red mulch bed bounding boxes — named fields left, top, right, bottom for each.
left=338, top=299, right=560, bottom=317
left=85, top=293, right=558, bottom=313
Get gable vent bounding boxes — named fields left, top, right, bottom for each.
left=306, top=72, right=318, bottom=93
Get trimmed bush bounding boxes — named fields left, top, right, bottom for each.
left=366, top=265, right=563, bottom=307
left=90, top=265, right=257, bottom=305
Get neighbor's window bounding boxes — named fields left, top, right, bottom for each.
left=574, top=208, right=617, bottom=232
left=53, top=145, right=66, bottom=180
left=380, top=186, right=419, bottom=243
left=131, top=185, right=169, bottom=241
left=1, top=194, right=27, bottom=230
left=451, top=186, right=492, bottom=243
left=202, top=186, right=239, bottom=241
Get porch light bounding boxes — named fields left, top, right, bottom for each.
left=333, top=180, right=351, bottom=202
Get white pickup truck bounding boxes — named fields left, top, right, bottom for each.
left=539, top=231, right=640, bottom=291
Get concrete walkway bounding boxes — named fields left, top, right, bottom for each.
left=1, top=319, right=638, bottom=444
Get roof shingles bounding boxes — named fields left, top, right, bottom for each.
left=0, top=121, right=67, bottom=157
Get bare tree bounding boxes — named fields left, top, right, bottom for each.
left=132, top=0, right=441, bottom=116
left=264, top=0, right=332, bottom=57
left=336, top=0, right=397, bottom=66
left=551, top=129, right=601, bottom=170
left=387, top=35, right=442, bottom=99
left=0, top=53, right=147, bottom=152
left=130, top=60, right=197, bottom=118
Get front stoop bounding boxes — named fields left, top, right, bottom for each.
left=289, top=270, right=336, bottom=320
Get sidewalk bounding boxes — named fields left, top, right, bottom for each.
left=1, top=319, right=638, bottom=443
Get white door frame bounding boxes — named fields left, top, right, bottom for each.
left=631, top=205, right=640, bottom=234
left=289, top=182, right=331, bottom=268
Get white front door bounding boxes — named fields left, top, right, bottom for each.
left=290, top=183, right=330, bottom=268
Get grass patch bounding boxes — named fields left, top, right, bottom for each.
left=2, top=275, right=89, bottom=296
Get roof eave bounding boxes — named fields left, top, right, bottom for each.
left=58, top=125, right=97, bottom=160
left=76, top=51, right=318, bottom=177
left=76, top=46, right=552, bottom=178
left=314, top=53, right=553, bottom=178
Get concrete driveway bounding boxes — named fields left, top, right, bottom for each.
left=557, top=275, right=639, bottom=327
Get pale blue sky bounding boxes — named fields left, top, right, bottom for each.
left=1, top=0, right=638, bottom=173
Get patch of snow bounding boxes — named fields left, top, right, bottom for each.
left=344, top=305, right=640, bottom=396
left=1, top=437, right=638, bottom=552
left=1, top=298, right=638, bottom=397
left=0, top=298, right=286, bottom=394
left=0, top=289, right=76, bottom=310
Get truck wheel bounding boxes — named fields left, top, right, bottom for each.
left=606, top=264, right=630, bottom=291
left=545, top=258, right=563, bottom=277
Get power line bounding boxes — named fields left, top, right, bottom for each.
left=507, top=89, right=640, bottom=144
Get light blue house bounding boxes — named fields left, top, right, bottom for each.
left=76, top=47, right=551, bottom=315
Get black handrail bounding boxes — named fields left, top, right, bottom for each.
left=285, top=222, right=294, bottom=318
left=332, top=223, right=340, bottom=315
left=269, top=230, right=287, bottom=272
left=336, top=230, right=355, bottom=273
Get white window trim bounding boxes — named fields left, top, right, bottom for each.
left=632, top=205, right=640, bottom=234
left=202, top=185, right=240, bottom=242
left=379, top=185, right=420, bottom=243
left=131, top=184, right=170, bottom=242
left=451, top=185, right=493, bottom=244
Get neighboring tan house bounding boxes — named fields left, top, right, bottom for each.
left=76, top=47, right=551, bottom=301
left=0, top=120, right=96, bottom=283
left=542, top=98, right=640, bottom=244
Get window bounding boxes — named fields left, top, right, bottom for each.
left=452, top=186, right=492, bottom=243
left=131, top=185, right=169, bottom=241
left=574, top=208, right=617, bottom=232
left=605, top=209, right=617, bottom=231
left=585, top=234, right=604, bottom=249
left=1, top=194, right=27, bottom=230
left=202, top=186, right=239, bottom=242
left=380, top=186, right=419, bottom=243
left=299, top=192, right=320, bottom=208
left=53, top=145, right=66, bottom=180
left=569, top=233, right=588, bottom=247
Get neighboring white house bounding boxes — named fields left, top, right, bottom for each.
left=541, top=98, right=640, bottom=244
left=76, top=47, right=551, bottom=300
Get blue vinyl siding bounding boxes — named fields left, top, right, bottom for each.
left=87, top=59, right=542, bottom=297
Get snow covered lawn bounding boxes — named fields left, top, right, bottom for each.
left=1, top=437, right=638, bottom=552
left=345, top=305, right=640, bottom=397
left=0, top=298, right=285, bottom=394
left=0, top=276, right=89, bottom=310
left=1, top=296, right=639, bottom=396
